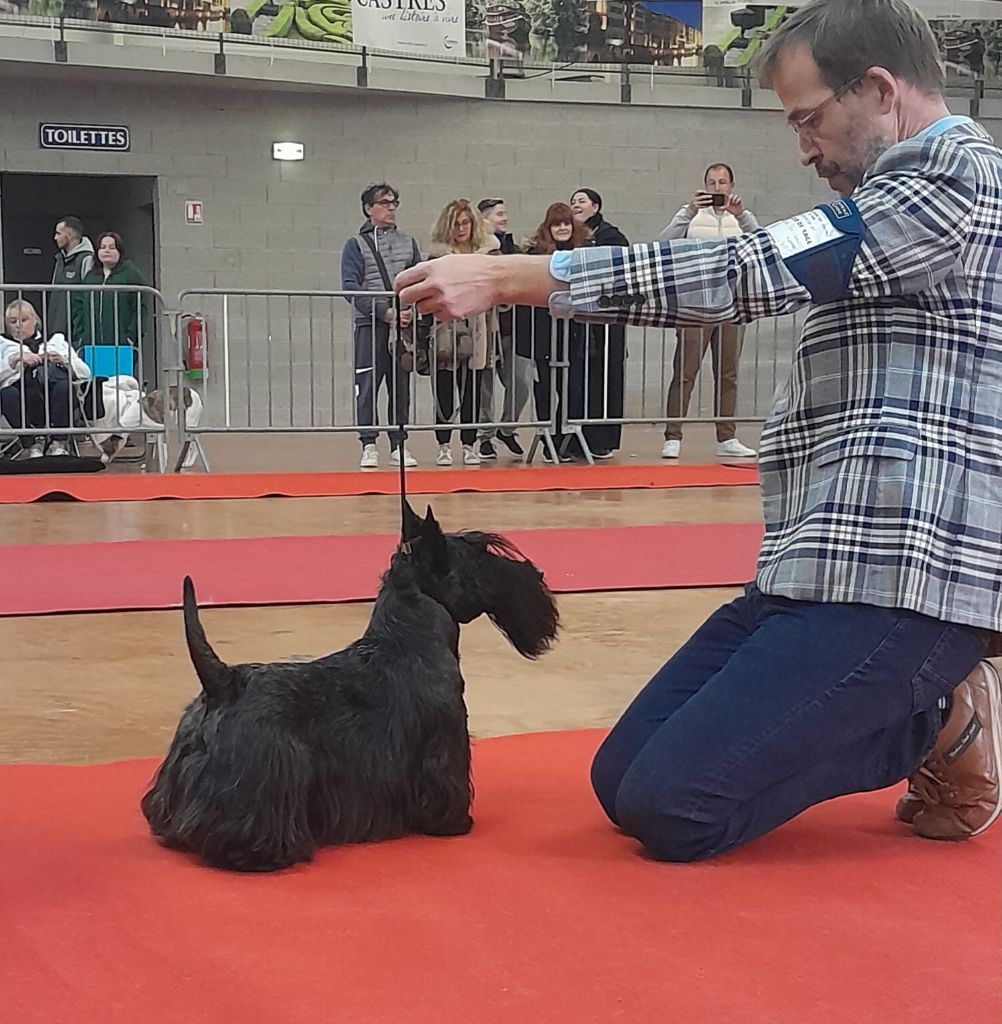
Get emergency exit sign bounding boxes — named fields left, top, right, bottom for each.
left=39, top=123, right=131, bottom=152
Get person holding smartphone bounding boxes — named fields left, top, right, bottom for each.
left=658, top=163, right=759, bottom=460
left=660, top=163, right=760, bottom=240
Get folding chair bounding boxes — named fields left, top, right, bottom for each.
left=77, top=345, right=162, bottom=469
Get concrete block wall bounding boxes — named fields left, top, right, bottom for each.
left=0, top=74, right=859, bottom=301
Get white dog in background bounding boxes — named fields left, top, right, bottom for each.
left=90, top=376, right=203, bottom=467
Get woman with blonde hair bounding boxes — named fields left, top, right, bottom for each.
left=426, top=198, right=499, bottom=466
left=0, top=298, right=90, bottom=458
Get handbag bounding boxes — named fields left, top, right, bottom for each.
left=432, top=317, right=475, bottom=369
left=358, top=233, right=432, bottom=375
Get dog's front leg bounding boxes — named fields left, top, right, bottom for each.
left=414, top=707, right=473, bottom=837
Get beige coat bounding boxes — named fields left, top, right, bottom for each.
left=425, top=241, right=498, bottom=370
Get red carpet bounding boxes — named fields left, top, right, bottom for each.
left=0, top=463, right=759, bottom=504
left=1, top=730, right=997, bottom=1024
left=0, top=523, right=763, bottom=616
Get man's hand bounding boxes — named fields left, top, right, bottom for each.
left=46, top=352, right=65, bottom=367
left=20, top=352, right=43, bottom=368
left=395, top=253, right=560, bottom=319
left=687, top=191, right=716, bottom=216
left=726, top=194, right=745, bottom=217
left=383, top=306, right=413, bottom=327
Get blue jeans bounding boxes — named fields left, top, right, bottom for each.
left=591, top=584, right=987, bottom=862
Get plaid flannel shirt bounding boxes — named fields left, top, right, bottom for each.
left=564, top=119, right=1002, bottom=634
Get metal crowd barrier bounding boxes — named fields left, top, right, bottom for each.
left=171, top=289, right=565, bottom=472
left=0, top=282, right=171, bottom=470
left=0, top=283, right=801, bottom=474
left=561, top=312, right=805, bottom=463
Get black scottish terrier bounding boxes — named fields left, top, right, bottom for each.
left=141, top=501, right=559, bottom=872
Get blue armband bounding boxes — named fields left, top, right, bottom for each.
left=764, top=198, right=864, bottom=305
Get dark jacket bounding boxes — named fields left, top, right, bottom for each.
left=494, top=232, right=522, bottom=336
left=49, top=237, right=95, bottom=340
left=514, top=243, right=584, bottom=362
left=583, top=216, right=629, bottom=357
left=340, top=220, right=421, bottom=326
left=74, top=259, right=147, bottom=347
left=496, top=231, right=521, bottom=255
left=586, top=213, right=630, bottom=248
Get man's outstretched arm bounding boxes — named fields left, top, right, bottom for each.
left=396, top=253, right=561, bottom=321
left=396, top=142, right=974, bottom=330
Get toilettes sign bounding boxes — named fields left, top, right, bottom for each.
left=39, top=124, right=131, bottom=152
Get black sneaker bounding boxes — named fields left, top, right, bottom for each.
left=592, top=449, right=615, bottom=460
left=478, top=439, right=498, bottom=460
left=542, top=447, right=573, bottom=464
left=497, top=432, right=524, bottom=457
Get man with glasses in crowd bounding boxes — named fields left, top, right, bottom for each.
left=397, top=0, right=1002, bottom=860
left=341, top=183, right=420, bottom=469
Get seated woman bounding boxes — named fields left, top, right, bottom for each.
left=0, top=299, right=91, bottom=457
left=73, top=231, right=147, bottom=351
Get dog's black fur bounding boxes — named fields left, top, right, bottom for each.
left=140, top=501, right=559, bottom=872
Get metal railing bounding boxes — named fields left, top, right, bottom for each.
left=4, top=14, right=992, bottom=113
left=170, top=288, right=566, bottom=471
left=166, top=287, right=799, bottom=472
left=562, top=313, right=803, bottom=463
left=0, top=283, right=801, bottom=473
left=0, top=282, right=171, bottom=468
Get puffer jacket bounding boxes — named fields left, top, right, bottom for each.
left=0, top=331, right=91, bottom=388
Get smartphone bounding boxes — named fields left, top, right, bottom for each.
left=711, top=193, right=727, bottom=207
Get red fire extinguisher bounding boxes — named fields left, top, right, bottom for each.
left=186, top=317, right=206, bottom=381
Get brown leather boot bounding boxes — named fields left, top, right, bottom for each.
left=894, top=783, right=923, bottom=824
left=910, top=661, right=1002, bottom=841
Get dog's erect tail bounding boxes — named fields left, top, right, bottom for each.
left=182, top=575, right=233, bottom=700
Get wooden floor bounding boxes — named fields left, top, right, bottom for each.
left=0, top=423, right=761, bottom=765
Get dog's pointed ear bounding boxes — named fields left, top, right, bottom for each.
left=420, top=504, right=448, bottom=566
left=182, top=576, right=234, bottom=701
left=401, top=499, right=423, bottom=544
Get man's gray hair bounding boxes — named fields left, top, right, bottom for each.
left=757, top=0, right=945, bottom=94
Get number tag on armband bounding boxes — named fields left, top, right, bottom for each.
left=765, top=199, right=864, bottom=305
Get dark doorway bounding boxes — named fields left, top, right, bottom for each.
left=1, top=172, right=159, bottom=378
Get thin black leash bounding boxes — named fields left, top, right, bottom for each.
left=394, top=295, right=412, bottom=555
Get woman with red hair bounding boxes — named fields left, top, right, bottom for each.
left=515, top=203, right=587, bottom=462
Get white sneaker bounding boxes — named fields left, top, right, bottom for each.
left=389, top=447, right=417, bottom=468
left=660, top=439, right=681, bottom=459
left=716, top=438, right=757, bottom=458
left=26, top=440, right=46, bottom=459
left=360, top=444, right=379, bottom=469
left=462, top=445, right=481, bottom=466
left=48, top=442, right=69, bottom=457
left=435, top=444, right=453, bottom=467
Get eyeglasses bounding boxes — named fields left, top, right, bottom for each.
left=372, top=198, right=400, bottom=209
left=791, top=76, right=863, bottom=139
